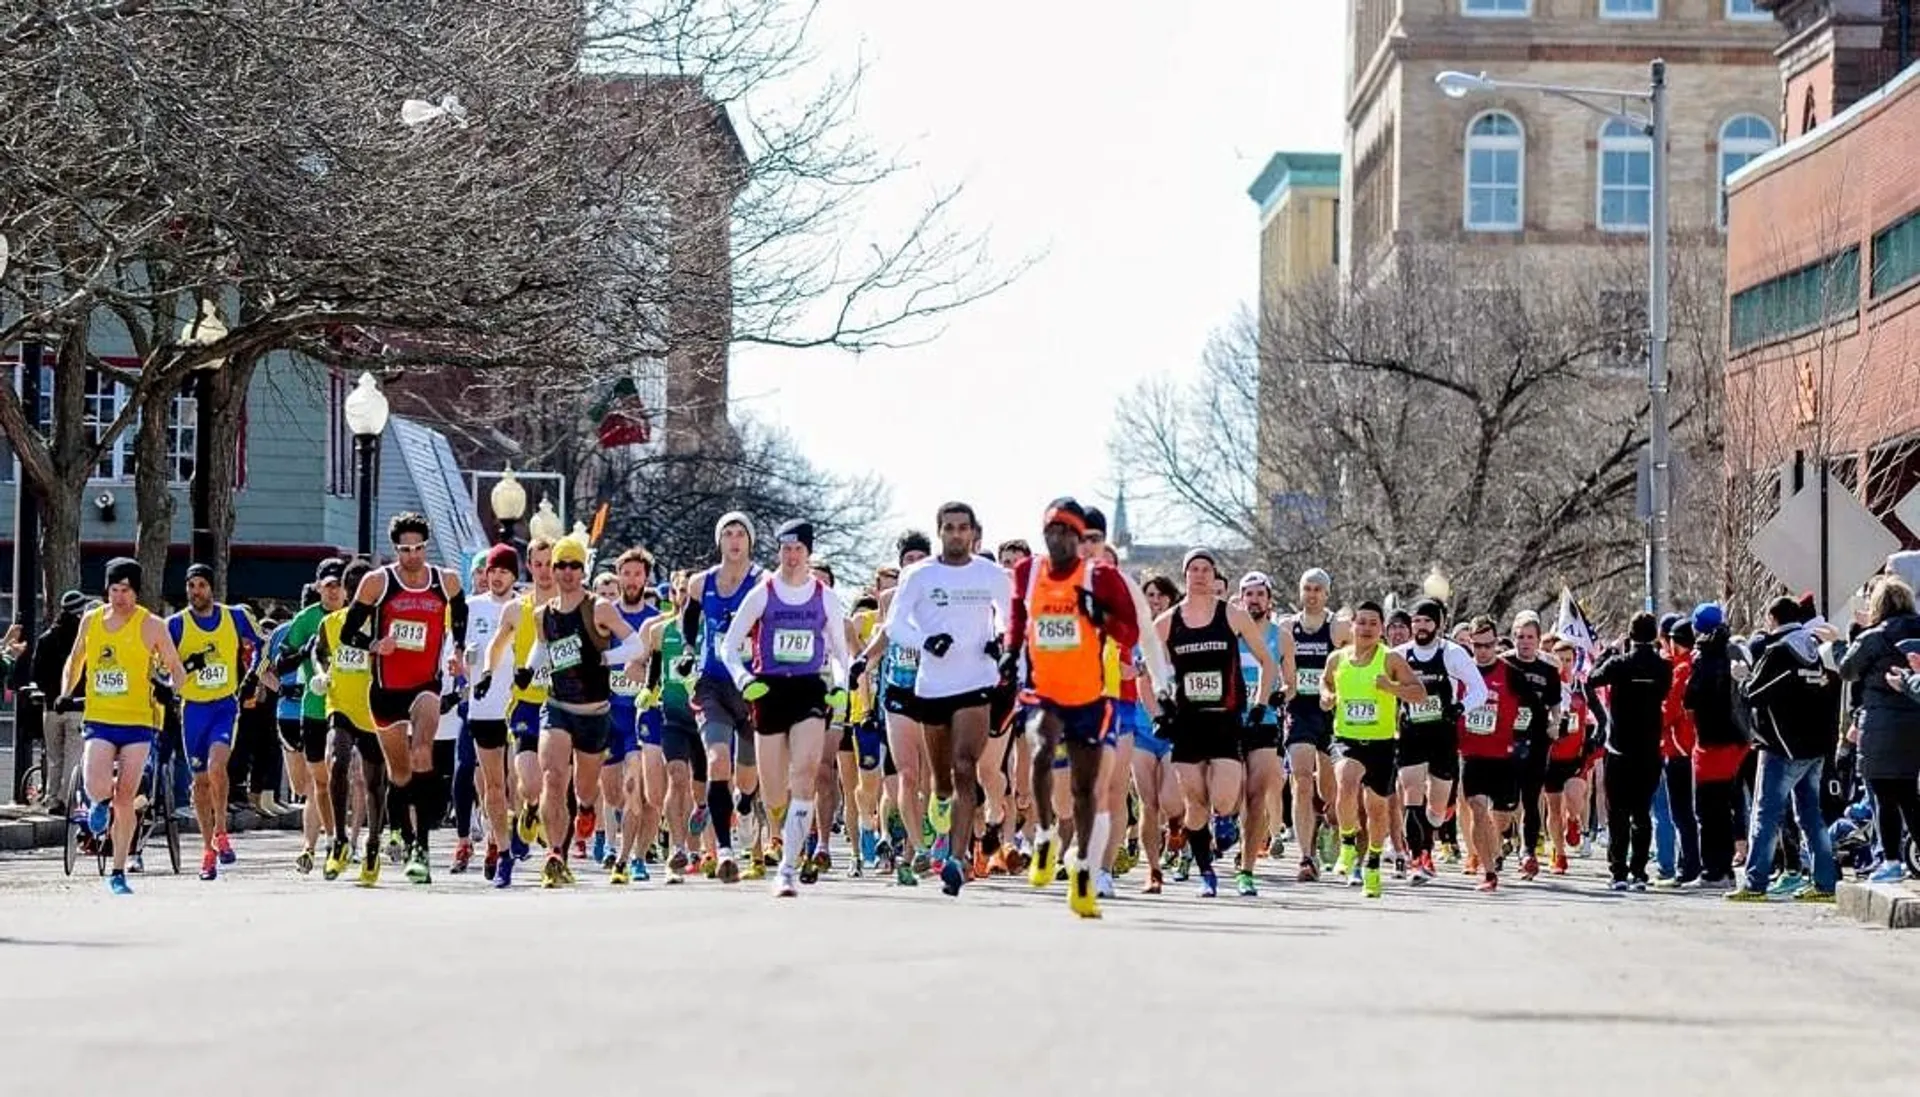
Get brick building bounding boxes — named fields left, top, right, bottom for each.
left=1343, top=0, right=1782, bottom=282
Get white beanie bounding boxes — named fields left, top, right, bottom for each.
left=714, top=511, right=754, bottom=547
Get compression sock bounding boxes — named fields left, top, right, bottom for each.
left=707, top=782, right=734, bottom=850
left=1405, top=808, right=1429, bottom=857
left=1086, top=812, right=1112, bottom=870
left=389, top=782, right=416, bottom=849
left=781, top=800, right=813, bottom=872
left=1185, top=827, right=1215, bottom=875
left=1366, top=841, right=1383, bottom=870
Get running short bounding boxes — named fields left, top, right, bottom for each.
left=1398, top=718, right=1459, bottom=782
left=298, top=715, right=329, bottom=764
left=1284, top=704, right=1332, bottom=752
left=509, top=699, right=542, bottom=753
left=916, top=687, right=995, bottom=728
left=1238, top=715, right=1282, bottom=758
left=639, top=708, right=664, bottom=749
left=606, top=713, right=640, bottom=765
left=750, top=675, right=829, bottom=736
left=1331, top=736, right=1397, bottom=798
left=988, top=682, right=1016, bottom=738
left=1171, top=710, right=1242, bottom=766
left=468, top=718, right=509, bottom=752
left=1031, top=698, right=1114, bottom=749
left=1461, top=756, right=1520, bottom=811
left=84, top=722, right=155, bottom=749
left=854, top=723, right=887, bottom=771
left=882, top=684, right=924, bottom=724
left=1543, top=757, right=1583, bottom=794
left=543, top=705, right=611, bottom=755
left=662, top=720, right=700, bottom=765
left=179, top=697, right=238, bottom=773
left=276, top=717, right=304, bottom=755
left=370, top=679, right=441, bottom=728
left=1112, top=700, right=1148, bottom=738
left=1132, top=720, right=1172, bottom=760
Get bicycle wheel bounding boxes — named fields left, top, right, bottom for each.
left=23, top=763, right=46, bottom=807
left=160, top=765, right=182, bottom=874
left=1906, top=834, right=1919, bottom=879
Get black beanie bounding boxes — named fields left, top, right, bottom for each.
left=185, top=562, right=215, bottom=584
left=105, top=557, right=142, bottom=594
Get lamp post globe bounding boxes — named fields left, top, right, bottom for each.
left=490, top=468, right=527, bottom=545
left=180, top=299, right=229, bottom=576
left=528, top=499, right=564, bottom=544
left=343, top=373, right=389, bottom=559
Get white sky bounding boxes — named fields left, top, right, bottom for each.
left=730, top=2, right=1346, bottom=548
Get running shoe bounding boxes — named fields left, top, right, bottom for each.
left=1724, top=885, right=1769, bottom=902
left=602, top=853, right=617, bottom=871
left=940, top=857, right=965, bottom=896
left=357, top=850, right=381, bottom=888
left=764, top=840, right=782, bottom=869
left=1197, top=868, right=1218, bottom=898
left=1550, top=851, right=1569, bottom=875
left=1333, top=842, right=1357, bottom=879
left=574, top=837, right=588, bottom=860
left=1439, top=841, right=1461, bottom=864
left=493, top=856, right=514, bottom=888
left=557, top=859, right=577, bottom=886
left=743, top=857, right=766, bottom=881
left=1056, top=861, right=1069, bottom=883
left=482, top=842, right=501, bottom=881
left=928, top=795, right=953, bottom=836
left=1144, top=866, right=1163, bottom=894
left=701, top=851, right=718, bottom=878
left=971, top=845, right=991, bottom=881
left=295, top=848, right=315, bottom=876
left=774, top=868, right=799, bottom=898
left=1793, top=885, right=1836, bottom=903
left=1296, top=857, right=1319, bottom=883
left=1463, top=853, right=1483, bottom=876
left=1869, top=861, right=1908, bottom=884
left=1609, top=878, right=1631, bottom=892
left=450, top=838, right=473, bottom=875
left=515, top=804, right=539, bottom=847
left=1068, top=867, right=1101, bottom=919
left=1175, top=850, right=1193, bottom=882
left=200, top=849, right=219, bottom=881
left=86, top=798, right=110, bottom=837
left=1410, top=860, right=1433, bottom=885
left=1267, top=834, right=1286, bottom=860
left=1392, top=854, right=1407, bottom=880
left=541, top=855, right=566, bottom=889
left=912, top=850, right=933, bottom=878
left=591, top=830, right=607, bottom=866
left=668, top=848, right=690, bottom=876
left=1767, top=871, right=1805, bottom=898
left=610, top=861, right=631, bottom=885
left=1112, top=845, right=1137, bottom=877
left=215, top=832, right=236, bottom=865
left=1566, top=817, right=1582, bottom=850
left=1576, top=836, right=1593, bottom=859
left=800, top=855, right=821, bottom=886
left=1028, top=838, right=1058, bottom=888
left=406, top=846, right=431, bottom=885
left=716, top=853, right=740, bottom=884
left=1475, top=874, right=1498, bottom=893
left=108, top=870, right=132, bottom=896
left=858, top=826, right=877, bottom=867
left=895, top=861, right=918, bottom=886
left=324, top=840, right=348, bottom=881
left=1094, top=869, right=1115, bottom=899
left=1363, top=865, right=1382, bottom=899
left=874, top=839, right=896, bottom=874
left=1235, top=870, right=1257, bottom=897
left=930, top=834, right=950, bottom=866
left=987, top=846, right=1013, bottom=876
left=1348, top=863, right=1364, bottom=888
left=633, top=858, right=650, bottom=882
left=1629, top=878, right=1649, bottom=893
left=128, top=852, right=144, bottom=874
left=1652, top=874, right=1680, bottom=889
left=575, top=806, right=598, bottom=845
left=386, top=830, right=405, bottom=865
left=1519, top=853, right=1540, bottom=881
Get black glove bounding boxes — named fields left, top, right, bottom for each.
left=847, top=658, right=868, bottom=688
left=475, top=673, right=494, bottom=698
left=1510, top=737, right=1531, bottom=763
left=512, top=666, right=534, bottom=691
left=152, top=680, right=176, bottom=706
left=1248, top=704, right=1269, bottom=727
left=181, top=650, right=209, bottom=673
left=672, top=655, right=696, bottom=679
left=923, top=633, right=953, bottom=658
left=53, top=691, right=84, bottom=715
left=1267, top=689, right=1285, bottom=709
left=996, top=649, right=1022, bottom=686
left=440, top=692, right=463, bottom=715
left=1076, top=587, right=1107, bottom=629
left=1153, top=707, right=1178, bottom=739
left=983, top=636, right=1004, bottom=660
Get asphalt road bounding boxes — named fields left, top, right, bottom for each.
left=3, top=831, right=1917, bottom=1096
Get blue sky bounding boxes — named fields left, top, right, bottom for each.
left=730, top=2, right=1346, bottom=548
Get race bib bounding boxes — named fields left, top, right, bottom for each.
left=773, top=629, right=816, bottom=664
left=531, top=664, right=551, bottom=689
left=1183, top=670, right=1224, bottom=704
left=194, top=663, right=231, bottom=690
left=390, top=620, right=429, bottom=652
left=1343, top=699, right=1379, bottom=725
left=609, top=669, right=642, bottom=697
left=335, top=647, right=369, bottom=673
left=1513, top=707, right=1534, bottom=732
left=1034, top=615, right=1081, bottom=651
left=550, top=634, right=583, bottom=672
left=1465, top=707, right=1498, bottom=735
left=1407, top=696, right=1443, bottom=723
left=897, top=647, right=920, bottom=670
left=92, top=668, right=129, bottom=697
left=1296, top=667, right=1322, bottom=696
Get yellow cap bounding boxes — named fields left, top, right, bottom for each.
left=553, top=535, right=590, bottom=567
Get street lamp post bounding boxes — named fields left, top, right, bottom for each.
left=489, top=467, right=527, bottom=545
left=342, top=373, right=390, bottom=560
left=527, top=499, right=564, bottom=545
left=1435, top=59, right=1672, bottom=613
left=9, top=341, right=43, bottom=804
left=180, top=299, right=228, bottom=574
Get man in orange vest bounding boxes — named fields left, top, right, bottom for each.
left=1001, top=497, right=1140, bottom=919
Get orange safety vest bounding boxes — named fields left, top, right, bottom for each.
left=1024, top=558, right=1104, bottom=707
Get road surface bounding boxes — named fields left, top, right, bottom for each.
left=2, top=832, right=1916, bottom=1096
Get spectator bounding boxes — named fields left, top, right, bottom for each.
left=1823, top=573, right=1920, bottom=884
left=1588, top=611, right=1673, bottom=889
left=1654, top=618, right=1701, bottom=885
left=1728, top=596, right=1842, bottom=901
left=1687, top=602, right=1749, bottom=887
left=28, top=591, right=88, bottom=809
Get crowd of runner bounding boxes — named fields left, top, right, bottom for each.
left=39, top=499, right=1920, bottom=914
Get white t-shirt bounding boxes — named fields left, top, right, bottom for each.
left=465, top=592, right=517, bottom=721
left=886, top=555, right=1013, bottom=699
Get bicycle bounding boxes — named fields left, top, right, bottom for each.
left=61, top=741, right=182, bottom=878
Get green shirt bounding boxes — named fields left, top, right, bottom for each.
left=659, top=621, right=693, bottom=723
left=283, top=603, right=329, bottom=720
left=1332, top=643, right=1398, bottom=743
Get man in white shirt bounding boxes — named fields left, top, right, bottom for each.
left=1393, top=598, right=1488, bottom=883
left=884, top=502, right=1014, bottom=896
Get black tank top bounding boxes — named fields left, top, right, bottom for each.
left=1402, top=643, right=1456, bottom=727
left=1288, top=614, right=1334, bottom=715
left=1168, top=600, right=1243, bottom=713
left=541, top=598, right=610, bottom=705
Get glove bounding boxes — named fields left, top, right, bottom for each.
left=1076, top=587, right=1107, bottom=629
left=983, top=636, right=1004, bottom=660
left=309, top=672, right=331, bottom=697
left=475, top=673, right=494, bottom=698
left=1267, top=689, right=1285, bottom=709
left=848, top=658, right=868, bottom=688
left=1510, top=737, right=1532, bottom=763
left=827, top=685, right=849, bottom=709
left=1247, top=704, right=1269, bottom=727
left=1153, top=709, right=1178, bottom=739
left=741, top=677, right=769, bottom=701
left=181, top=650, right=209, bottom=673
left=440, top=691, right=463, bottom=715
left=923, top=633, right=954, bottom=658
left=152, top=681, right=176, bottom=706
left=672, top=655, right=696, bottom=680
left=996, top=649, right=1021, bottom=686
left=54, top=692, right=84, bottom=715
left=512, top=667, right=534, bottom=691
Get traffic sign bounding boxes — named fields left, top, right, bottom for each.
left=1749, top=471, right=1899, bottom=612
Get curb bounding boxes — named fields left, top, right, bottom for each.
left=1836, top=879, right=1920, bottom=929
left=0, top=806, right=304, bottom=853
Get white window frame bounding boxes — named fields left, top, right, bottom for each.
left=1597, top=118, right=1653, bottom=233
left=1463, top=111, right=1525, bottom=232
left=1600, top=0, right=1659, bottom=19
left=1462, top=0, right=1530, bottom=17
left=1718, top=114, right=1778, bottom=230
left=2, top=361, right=54, bottom=484
left=1726, top=0, right=1772, bottom=21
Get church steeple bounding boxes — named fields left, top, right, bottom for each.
left=1113, top=482, right=1133, bottom=551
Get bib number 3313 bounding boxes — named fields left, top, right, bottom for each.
left=390, top=620, right=429, bottom=652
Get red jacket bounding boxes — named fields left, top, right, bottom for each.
left=1663, top=653, right=1696, bottom=759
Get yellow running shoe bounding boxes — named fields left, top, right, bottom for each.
left=516, top=804, right=540, bottom=846
left=743, top=858, right=766, bottom=881
left=1112, top=845, right=1137, bottom=877
left=541, top=856, right=566, bottom=889
left=1068, top=866, right=1102, bottom=919
left=928, top=796, right=953, bottom=836
left=1363, top=864, right=1383, bottom=899
left=558, top=859, right=577, bottom=886
left=356, top=852, right=381, bottom=888
left=323, top=842, right=347, bottom=881
left=1334, top=842, right=1358, bottom=878
left=1028, top=837, right=1058, bottom=888
left=610, top=862, right=631, bottom=886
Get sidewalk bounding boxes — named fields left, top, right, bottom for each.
left=0, top=801, right=304, bottom=852
left=1837, top=875, right=1920, bottom=929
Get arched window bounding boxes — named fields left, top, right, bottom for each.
left=1464, top=111, right=1524, bottom=231
left=1718, top=114, right=1777, bottom=228
left=1597, top=117, right=1652, bottom=231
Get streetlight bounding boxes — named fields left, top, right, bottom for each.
left=179, top=298, right=228, bottom=575
left=1422, top=566, right=1453, bottom=604
left=489, top=467, right=526, bottom=545
left=342, top=372, right=390, bottom=560
left=1433, top=59, right=1672, bottom=613
left=527, top=499, right=564, bottom=544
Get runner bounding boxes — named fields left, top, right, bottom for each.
left=640, top=604, right=702, bottom=883
left=1543, top=635, right=1600, bottom=876
left=1233, top=570, right=1295, bottom=896
left=463, top=544, right=521, bottom=886
left=607, top=547, right=664, bottom=884
left=168, top=562, right=267, bottom=879
left=1002, top=498, right=1141, bottom=919
left=59, top=558, right=191, bottom=895
left=1392, top=598, right=1486, bottom=884
left=717, top=519, right=854, bottom=898
left=273, top=560, right=349, bottom=875
left=1156, top=549, right=1279, bottom=898
left=1131, top=575, right=1184, bottom=893
left=338, top=512, right=467, bottom=884
left=483, top=536, right=558, bottom=861
left=1504, top=612, right=1565, bottom=881
left=1457, top=615, right=1552, bottom=892
left=1319, top=600, right=1428, bottom=899
left=884, top=502, right=1012, bottom=895
left=1285, top=568, right=1350, bottom=881
left=861, top=531, right=933, bottom=885
left=679, top=512, right=762, bottom=885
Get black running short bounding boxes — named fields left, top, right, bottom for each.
left=468, top=718, right=509, bottom=752
left=882, top=685, right=924, bottom=724
left=1171, top=711, right=1242, bottom=766
left=298, top=715, right=329, bottom=764
left=1331, top=736, right=1397, bottom=798
left=370, top=679, right=442, bottom=728
left=1397, top=717, right=1459, bottom=782
left=751, top=675, right=830, bottom=736
left=916, top=687, right=995, bottom=728
left=1461, top=756, right=1520, bottom=812
left=1543, top=756, right=1583, bottom=794
left=1284, top=704, right=1332, bottom=752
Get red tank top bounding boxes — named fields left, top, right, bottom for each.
left=1459, top=659, right=1519, bottom=760
left=374, top=565, right=449, bottom=689
left=1551, top=675, right=1587, bottom=762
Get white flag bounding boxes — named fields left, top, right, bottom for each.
left=1553, top=585, right=1599, bottom=670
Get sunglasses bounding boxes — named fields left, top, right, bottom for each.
left=553, top=561, right=585, bottom=571
left=395, top=543, right=430, bottom=554
left=1471, top=640, right=1498, bottom=651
